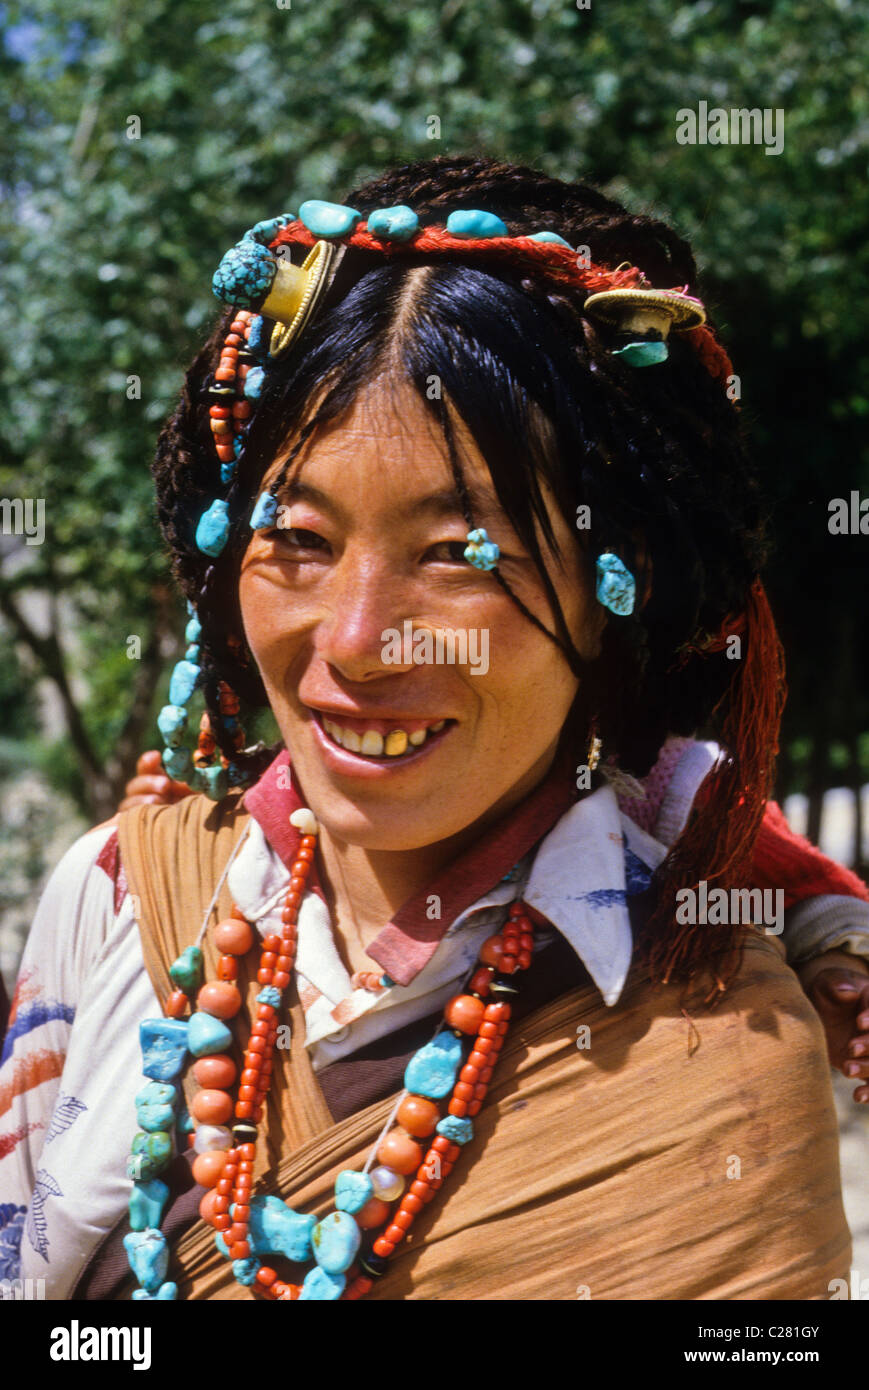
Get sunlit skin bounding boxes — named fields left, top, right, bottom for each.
left=237, top=376, right=605, bottom=970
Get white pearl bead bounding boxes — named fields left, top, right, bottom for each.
left=194, top=1123, right=233, bottom=1153
left=370, top=1165, right=404, bottom=1202
left=289, top=807, right=318, bottom=836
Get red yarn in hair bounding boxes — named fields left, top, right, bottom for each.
left=270, top=220, right=733, bottom=392
left=640, top=580, right=787, bottom=996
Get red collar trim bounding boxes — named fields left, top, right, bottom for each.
left=243, top=749, right=576, bottom=986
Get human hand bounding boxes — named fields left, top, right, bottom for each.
left=117, top=749, right=194, bottom=812
left=797, top=949, right=869, bottom=1104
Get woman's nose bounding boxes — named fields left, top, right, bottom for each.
left=315, top=558, right=413, bottom=682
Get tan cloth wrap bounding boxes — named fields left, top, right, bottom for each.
left=118, top=795, right=851, bottom=1300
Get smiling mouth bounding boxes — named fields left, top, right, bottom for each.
left=314, top=713, right=451, bottom=760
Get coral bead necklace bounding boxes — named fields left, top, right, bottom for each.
left=123, top=807, right=535, bottom=1301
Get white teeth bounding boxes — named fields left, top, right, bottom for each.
left=430, top=720, right=445, bottom=733
left=341, top=728, right=361, bottom=753
left=408, top=729, right=427, bottom=747
left=385, top=730, right=408, bottom=757
left=360, top=730, right=385, bottom=756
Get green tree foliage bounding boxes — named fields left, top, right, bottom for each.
left=1, top=0, right=866, bottom=827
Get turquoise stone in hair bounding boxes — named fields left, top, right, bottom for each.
left=446, top=209, right=508, bottom=238
left=157, top=704, right=187, bottom=748
left=247, top=314, right=270, bottom=358
left=299, top=199, right=361, bottom=239
left=212, top=239, right=276, bottom=307
left=243, top=366, right=265, bottom=401
left=162, top=745, right=191, bottom=781
left=168, top=659, right=200, bottom=706
left=128, top=1179, right=170, bottom=1232
left=404, top=1032, right=463, bottom=1099
left=464, top=527, right=500, bottom=570
left=185, top=614, right=202, bottom=644
left=612, top=340, right=669, bottom=367
left=169, top=944, right=204, bottom=992
left=185, top=643, right=200, bottom=663
left=298, top=1266, right=346, bottom=1300
left=436, top=1114, right=474, bottom=1145
left=528, top=231, right=572, bottom=247
left=140, top=1017, right=189, bottom=1081
left=187, top=1010, right=233, bottom=1057
left=195, top=498, right=231, bottom=557
left=334, top=1170, right=374, bottom=1215
left=123, top=1229, right=169, bottom=1294
left=245, top=214, right=294, bottom=245
left=367, top=205, right=420, bottom=241
left=595, top=552, right=636, bottom=616
left=250, top=491, right=278, bottom=529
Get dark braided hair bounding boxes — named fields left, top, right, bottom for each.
left=152, top=155, right=776, bottom=989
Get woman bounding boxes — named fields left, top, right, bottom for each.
left=3, top=156, right=869, bottom=1301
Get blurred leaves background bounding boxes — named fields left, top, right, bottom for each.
left=1, top=0, right=868, bottom=980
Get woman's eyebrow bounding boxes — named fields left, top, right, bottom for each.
left=274, top=477, right=499, bottom=524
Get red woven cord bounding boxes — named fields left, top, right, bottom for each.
left=752, top=800, right=869, bottom=910
left=269, top=221, right=732, bottom=386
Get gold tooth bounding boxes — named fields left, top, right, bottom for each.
left=385, top=730, right=409, bottom=757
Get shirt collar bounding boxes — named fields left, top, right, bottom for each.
left=242, top=746, right=577, bottom=986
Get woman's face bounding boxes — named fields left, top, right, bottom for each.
left=239, top=376, right=605, bottom=852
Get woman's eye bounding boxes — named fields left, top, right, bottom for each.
left=426, top=540, right=471, bottom=563
left=268, top=526, right=328, bottom=551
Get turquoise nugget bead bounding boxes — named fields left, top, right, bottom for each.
left=244, top=1194, right=316, bottom=1262
left=595, top=552, right=636, bottom=616
left=140, top=1018, right=189, bottom=1081
left=127, top=1131, right=172, bottom=1179
left=446, top=209, right=508, bottom=238
left=169, top=944, right=204, bottom=993
left=195, top=763, right=229, bottom=801
left=232, top=1257, right=261, bottom=1285
left=404, top=1032, right=463, bottom=1099
left=187, top=1010, right=233, bottom=1057
left=162, top=746, right=191, bottom=781
left=135, top=1081, right=176, bottom=1108
left=123, top=1228, right=169, bottom=1294
left=132, top=1282, right=177, bottom=1300
left=298, top=1267, right=346, bottom=1301
left=257, top=986, right=282, bottom=1009
left=334, top=1170, right=373, bottom=1214
left=128, top=1179, right=169, bottom=1232
left=367, top=205, right=419, bottom=241
left=136, top=1102, right=175, bottom=1133
left=243, top=365, right=265, bottom=400
left=436, top=1115, right=474, bottom=1145
left=247, top=314, right=270, bottom=357
left=247, top=215, right=294, bottom=245
left=185, top=643, right=200, bottom=663
left=212, top=239, right=276, bottom=306
left=299, top=199, right=361, bottom=239
left=612, top=340, right=669, bottom=367
left=528, top=230, right=573, bottom=247
left=312, top=1210, right=361, bottom=1274
left=176, top=1104, right=194, bottom=1136
left=195, top=498, right=231, bottom=557
left=168, top=659, right=200, bottom=707
left=157, top=704, right=187, bottom=747
left=250, top=491, right=278, bottom=529
left=185, top=615, right=202, bottom=644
